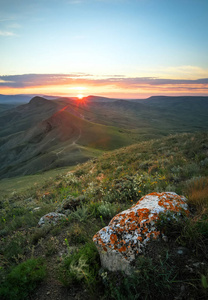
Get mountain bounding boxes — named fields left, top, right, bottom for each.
left=0, top=96, right=63, bottom=137
left=0, top=103, right=131, bottom=178
left=57, top=96, right=208, bottom=133
left=0, top=94, right=58, bottom=104
left=0, top=94, right=33, bottom=104
left=1, top=95, right=208, bottom=179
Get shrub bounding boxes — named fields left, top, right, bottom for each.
left=70, top=205, right=89, bottom=222
left=2, top=232, right=28, bottom=262
left=98, top=201, right=118, bottom=219
left=0, top=258, right=46, bottom=300
left=30, top=226, right=51, bottom=245
left=58, top=242, right=100, bottom=292
left=66, top=223, right=88, bottom=244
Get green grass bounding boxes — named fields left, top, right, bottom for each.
left=0, top=258, right=46, bottom=300
left=0, top=131, right=208, bottom=299
left=0, top=166, right=73, bottom=201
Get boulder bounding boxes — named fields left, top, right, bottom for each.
left=93, top=192, right=189, bottom=274
left=38, top=212, right=66, bottom=227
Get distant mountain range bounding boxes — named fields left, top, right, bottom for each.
left=0, top=95, right=208, bottom=179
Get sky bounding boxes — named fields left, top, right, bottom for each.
left=0, top=0, right=208, bottom=98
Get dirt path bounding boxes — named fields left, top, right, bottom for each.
left=56, top=128, right=82, bottom=159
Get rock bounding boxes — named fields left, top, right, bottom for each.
left=93, top=192, right=189, bottom=274
left=33, top=207, right=41, bottom=212
left=176, top=247, right=189, bottom=256
left=38, top=212, right=66, bottom=227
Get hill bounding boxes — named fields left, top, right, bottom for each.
left=0, top=131, right=208, bottom=299
left=55, top=95, right=208, bottom=133
left=0, top=106, right=131, bottom=178
left=0, top=94, right=58, bottom=104
left=1, top=95, right=208, bottom=179
left=0, top=96, right=63, bottom=138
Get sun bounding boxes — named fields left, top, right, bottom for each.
left=77, top=94, right=84, bottom=99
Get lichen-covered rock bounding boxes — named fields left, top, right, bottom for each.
left=38, top=212, right=66, bottom=227
left=93, top=192, right=189, bottom=274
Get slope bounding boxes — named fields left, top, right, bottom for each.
left=0, top=109, right=132, bottom=178
left=1, top=132, right=208, bottom=300
left=0, top=96, right=63, bottom=137
left=56, top=96, right=208, bottom=134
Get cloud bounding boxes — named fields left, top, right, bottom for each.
left=0, top=74, right=208, bottom=94
left=7, top=23, right=21, bottom=29
left=0, top=74, right=92, bottom=88
left=0, top=30, right=16, bottom=36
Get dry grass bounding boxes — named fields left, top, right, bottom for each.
left=186, top=177, right=208, bottom=213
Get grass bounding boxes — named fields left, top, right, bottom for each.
left=0, top=258, right=46, bottom=300
left=185, top=177, right=208, bottom=213
left=0, top=166, right=73, bottom=201
left=0, top=131, right=208, bottom=299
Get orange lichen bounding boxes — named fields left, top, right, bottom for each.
left=110, top=233, right=118, bottom=244
left=93, top=192, right=189, bottom=262
left=118, top=245, right=127, bottom=253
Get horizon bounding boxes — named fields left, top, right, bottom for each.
left=2, top=93, right=208, bottom=101
left=0, top=0, right=208, bottom=98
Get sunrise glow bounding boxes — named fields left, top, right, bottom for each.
left=0, top=0, right=207, bottom=98
left=77, top=94, right=84, bottom=99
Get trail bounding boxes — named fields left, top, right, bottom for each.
left=55, top=127, right=82, bottom=159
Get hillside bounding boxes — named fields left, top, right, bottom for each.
left=0, top=132, right=208, bottom=299
left=0, top=107, right=131, bottom=178
left=1, top=95, right=208, bottom=179
left=55, top=95, right=208, bottom=133
left=0, top=97, right=64, bottom=137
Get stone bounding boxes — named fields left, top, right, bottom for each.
left=33, top=207, right=41, bottom=211
left=176, top=247, right=189, bottom=256
left=38, top=212, right=66, bottom=227
left=93, top=192, right=189, bottom=274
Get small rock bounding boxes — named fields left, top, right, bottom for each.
left=33, top=207, right=41, bottom=212
left=162, top=235, right=168, bottom=242
left=176, top=247, right=189, bottom=256
left=38, top=212, right=66, bottom=227
left=193, top=262, right=205, bottom=268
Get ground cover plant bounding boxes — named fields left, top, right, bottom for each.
left=0, top=131, right=208, bottom=299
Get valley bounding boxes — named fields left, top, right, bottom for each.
left=0, top=95, right=208, bottom=179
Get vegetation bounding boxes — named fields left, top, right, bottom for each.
left=0, top=131, right=208, bottom=299
left=0, top=258, right=46, bottom=300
